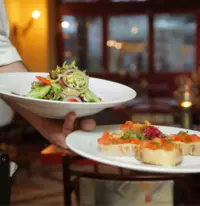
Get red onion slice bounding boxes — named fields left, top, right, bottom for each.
left=54, top=74, right=64, bottom=82
left=62, top=69, right=89, bottom=91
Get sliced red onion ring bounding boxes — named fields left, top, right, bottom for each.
left=62, top=69, right=89, bottom=90
left=54, top=74, right=64, bottom=82
left=80, top=94, right=89, bottom=102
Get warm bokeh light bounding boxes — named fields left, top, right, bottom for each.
left=32, top=10, right=40, bottom=19
left=107, top=40, right=116, bottom=47
left=180, top=101, right=193, bottom=108
left=131, top=26, right=138, bottom=34
left=61, top=21, right=70, bottom=28
left=107, top=40, right=122, bottom=49
left=115, top=42, right=122, bottom=49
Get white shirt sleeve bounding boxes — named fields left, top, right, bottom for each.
left=0, top=0, right=22, bottom=66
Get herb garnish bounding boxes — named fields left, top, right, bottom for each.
left=165, top=136, right=173, bottom=143
left=121, top=130, right=144, bottom=140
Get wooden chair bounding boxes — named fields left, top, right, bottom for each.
left=62, top=154, right=195, bottom=206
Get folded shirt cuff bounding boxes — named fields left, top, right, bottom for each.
left=0, top=47, right=22, bottom=66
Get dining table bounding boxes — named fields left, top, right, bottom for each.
left=40, top=144, right=200, bottom=206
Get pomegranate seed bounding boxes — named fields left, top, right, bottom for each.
left=144, top=126, right=164, bottom=139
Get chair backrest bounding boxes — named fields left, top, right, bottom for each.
left=112, top=98, right=179, bottom=126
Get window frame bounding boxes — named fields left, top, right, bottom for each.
left=56, top=0, right=200, bottom=94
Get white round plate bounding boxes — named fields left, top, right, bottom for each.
left=0, top=72, right=136, bottom=119
left=66, top=125, right=200, bottom=174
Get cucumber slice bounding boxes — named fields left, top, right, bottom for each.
left=27, top=85, right=51, bottom=99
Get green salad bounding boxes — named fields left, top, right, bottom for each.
left=26, top=61, right=101, bottom=103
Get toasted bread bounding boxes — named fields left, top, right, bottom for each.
left=162, top=141, right=200, bottom=156
left=188, top=142, right=200, bottom=156
left=98, top=143, right=138, bottom=157
left=97, top=128, right=141, bottom=157
left=170, top=133, right=200, bottom=156
left=135, top=147, right=182, bottom=166
left=135, top=138, right=182, bottom=166
left=172, top=141, right=190, bottom=155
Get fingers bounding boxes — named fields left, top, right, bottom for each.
left=54, top=113, right=96, bottom=149
left=53, top=135, right=68, bottom=149
left=62, top=112, right=76, bottom=136
left=80, top=118, right=96, bottom=131
left=62, top=112, right=96, bottom=140
left=42, top=121, right=68, bottom=149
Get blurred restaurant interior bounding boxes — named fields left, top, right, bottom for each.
left=2, top=0, right=200, bottom=205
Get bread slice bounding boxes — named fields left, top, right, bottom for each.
left=188, top=142, right=200, bottom=156
left=97, top=129, right=141, bottom=157
left=172, top=141, right=200, bottom=156
left=135, top=147, right=182, bottom=166
left=169, top=133, right=200, bottom=156
left=98, top=143, right=138, bottom=157
left=135, top=138, right=183, bottom=166
left=172, top=141, right=190, bottom=155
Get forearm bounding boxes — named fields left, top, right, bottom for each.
left=0, top=61, right=28, bottom=73
left=0, top=61, right=48, bottom=138
left=5, top=98, right=48, bottom=137
left=4, top=98, right=63, bottom=145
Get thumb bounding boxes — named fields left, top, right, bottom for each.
left=62, top=112, right=77, bottom=137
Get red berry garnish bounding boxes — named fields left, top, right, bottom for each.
left=144, top=126, right=164, bottom=139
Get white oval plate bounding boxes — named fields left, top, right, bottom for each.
left=0, top=72, right=136, bottom=119
left=66, top=125, right=200, bottom=174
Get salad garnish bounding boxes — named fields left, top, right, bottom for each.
left=26, top=61, right=101, bottom=102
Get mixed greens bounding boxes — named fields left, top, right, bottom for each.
left=27, top=61, right=101, bottom=103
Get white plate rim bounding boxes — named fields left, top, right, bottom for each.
left=66, top=124, right=200, bottom=174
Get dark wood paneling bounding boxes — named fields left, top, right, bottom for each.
left=197, top=10, right=200, bottom=73
left=56, top=1, right=64, bottom=67
left=58, top=1, right=200, bottom=16
left=148, top=14, right=154, bottom=75
left=102, top=15, right=108, bottom=72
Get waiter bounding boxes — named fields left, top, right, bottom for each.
left=0, top=0, right=96, bottom=148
